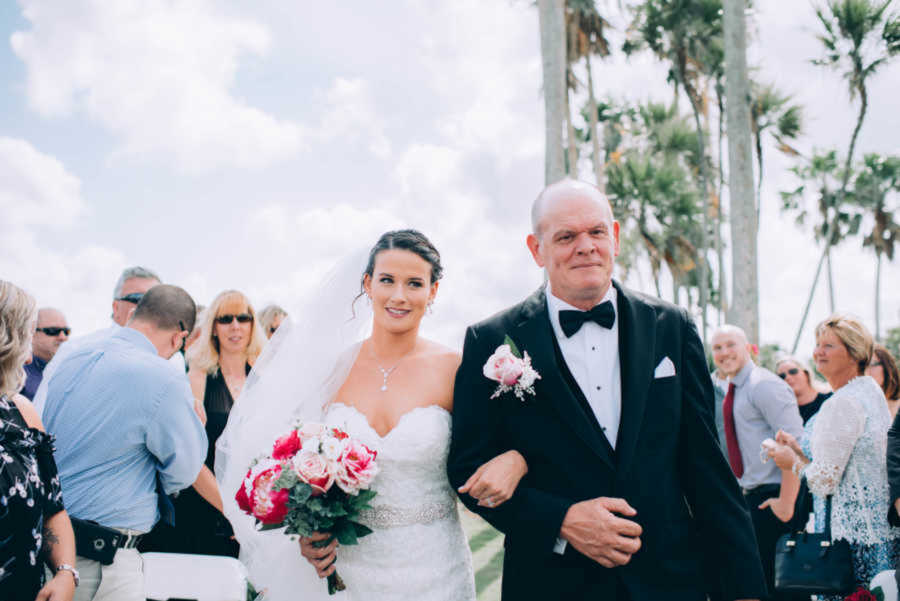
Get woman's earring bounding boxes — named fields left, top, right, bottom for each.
left=427, top=301, right=434, bottom=315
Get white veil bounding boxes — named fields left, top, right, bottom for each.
left=216, top=249, right=372, bottom=600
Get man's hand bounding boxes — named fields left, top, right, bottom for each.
left=299, top=532, right=338, bottom=579
left=758, top=496, right=794, bottom=523
left=559, top=497, right=642, bottom=568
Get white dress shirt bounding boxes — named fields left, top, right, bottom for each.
left=547, top=284, right=622, bottom=449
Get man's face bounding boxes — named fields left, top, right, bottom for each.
left=112, top=277, right=159, bottom=326
left=527, top=191, right=619, bottom=309
left=711, top=330, right=750, bottom=378
left=32, top=309, right=69, bottom=361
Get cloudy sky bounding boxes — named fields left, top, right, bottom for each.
left=3, top=0, right=898, bottom=359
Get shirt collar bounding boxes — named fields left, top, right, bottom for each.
left=30, top=355, right=48, bottom=371
left=732, top=360, right=754, bottom=387
left=546, top=282, right=617, bottom=339
left=112, top=326, right=159, bottom=356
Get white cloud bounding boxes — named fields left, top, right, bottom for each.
left=10, top=0, right=303, bottom=171
left=0, top=137, right=127, bottom=334
left=316, top=78, right=391, bottom=160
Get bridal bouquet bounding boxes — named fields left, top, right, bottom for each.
left=235, top=421, right=379, bottom=594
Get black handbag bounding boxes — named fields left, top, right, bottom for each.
left=71, top=517, right=123, bottom=565
left=774, top=496, right=855, bottom=595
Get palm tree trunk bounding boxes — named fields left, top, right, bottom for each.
left=876, top=250, right=883, bottom=341
left=723, top=0, right=759, bottom=344
left=685, top=92, right=710, bottom=344
left=565, top=79, right=578, bottom=176
left=585, top=55, right=604, bottom=191
left=538, top=0, right=567, bottom=184
left=825, top=246, right=836, bottom=312
left=716, top=82, right=727, bottom=324
left=791, top=247, right=827, bottom=354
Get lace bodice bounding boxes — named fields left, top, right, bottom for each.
left=320, top=403, right=475, bottom=601
left=803, top=376, right=900, bottom=545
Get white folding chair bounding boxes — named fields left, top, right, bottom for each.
left=142, top=552, right=248, bottom=601
left=871, top=570, right=898, bottom=601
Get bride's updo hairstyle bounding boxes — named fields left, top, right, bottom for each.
left=355, top=229, right=443, bottom=308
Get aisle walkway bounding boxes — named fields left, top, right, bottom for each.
left=460, top=506, right=504, bottom=601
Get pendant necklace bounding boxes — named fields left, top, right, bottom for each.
left=372, top=344, right=413, bottom=392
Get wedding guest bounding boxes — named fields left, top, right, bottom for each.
left=0, top=282, right=77, bottom=601
left=258, top=304, right=287, bottom=338
left=152, top=290, right=265, bottom=557
left=868, top=344, right=900, bottom=419
left=711, top=324, right=803, bottom=601
left=774, top=356, right=831, bottom=424
left=111, top=266, right=161, bottom=326
left=41, top=285, right=206, bottom=601
left=22, top=307, right=70, bottom=400
left=770, top=314, right=900, bottom=594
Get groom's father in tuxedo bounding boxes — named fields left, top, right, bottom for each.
left=448, top=179, right=766, bottom=601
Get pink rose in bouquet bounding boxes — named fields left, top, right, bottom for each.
left=235, top=421, right=379, bottom=595
left=336, top=439, right=379, bottom=494
left=293, top=449, right=336, bottom=496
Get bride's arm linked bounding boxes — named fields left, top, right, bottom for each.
left=457, top=450, right=528, bottom=508
left=447, top=327, right=573, bottom=552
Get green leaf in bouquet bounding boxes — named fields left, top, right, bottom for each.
left=290, top=482, right=313, bottom=505
left=273, top=468, right=299, bottom=490
left=258, top=522, right=284, bottom=532
left=873, top=586, right=884, bottom=601
left=333, top=519, right=358, bottom=545
left=352, top=521, right=373, bottom=538
left=503, top=334, right=521, bottom=358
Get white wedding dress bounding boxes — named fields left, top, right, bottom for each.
left=322, top=403, right=475, bottom=601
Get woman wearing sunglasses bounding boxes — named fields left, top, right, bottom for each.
left=774, top=355, right=831, bottom=425
left=143, top=290, right=266, bottom=558
left=867, top=344, right=900, bottom=420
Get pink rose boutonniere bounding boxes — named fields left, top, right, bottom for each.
left=483, top=335, right=541, bottom=401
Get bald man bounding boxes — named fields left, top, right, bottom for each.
left=711, top=325, right=803, bottom=601
left=23, top=308, right=70, bottom=400
left=449, top=179, right=767, bottom=601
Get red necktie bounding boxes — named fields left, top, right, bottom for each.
left=722, top=382, right=744, bottom=478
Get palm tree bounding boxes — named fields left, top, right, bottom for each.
left=626, top=0, right=723, bottom=342
left=750, top=82, right=803, bottom=223
left=854, top=153, right=900, bottom=340
left=782, top=150, right=864, bottom=352
left=807, top=0, right=900, bottom=309
left=566, top=0, right=612, bottom=187
left=539, top=0, right=568, bottom=184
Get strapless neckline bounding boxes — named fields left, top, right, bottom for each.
left=327, top=402, right=450, bottom=440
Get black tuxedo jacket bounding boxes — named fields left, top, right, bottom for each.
left=448, top=283, right=766, bottom=600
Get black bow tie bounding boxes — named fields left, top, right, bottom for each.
left=559, top=301, right=615, bottom=338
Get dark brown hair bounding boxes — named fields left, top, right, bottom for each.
left=872, top=344, right=900, bottom=400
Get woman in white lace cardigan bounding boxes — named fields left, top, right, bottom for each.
left=770, top=314, right=900, bottom=591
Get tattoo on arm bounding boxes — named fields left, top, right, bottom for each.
left=42, top=525, right=59, bottom=558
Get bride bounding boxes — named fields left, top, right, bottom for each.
left=217, top=229, right=528, bottom=600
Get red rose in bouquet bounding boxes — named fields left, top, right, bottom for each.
left=235, top=421, right=379, bottom=595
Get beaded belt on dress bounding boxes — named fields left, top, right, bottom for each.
left=357, top=500, right=456, bottom=529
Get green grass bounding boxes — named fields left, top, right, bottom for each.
left=460, top=504, right=504, bottom=601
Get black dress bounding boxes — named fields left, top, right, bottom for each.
left=142, top=366, right=248, bottom=557
left=0, top=394, right=65, bottom=600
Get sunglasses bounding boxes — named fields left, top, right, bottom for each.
left=115, top=292, right=145, bottom=304
left=215, top=313, right=253, bottom=325
left=36, top=327, right=71, bottom=337
left=269, top=326, right=279, bottom=334
left=777, top=368, right=800, bottom=379
left=178, top=320, right=187, bottom=355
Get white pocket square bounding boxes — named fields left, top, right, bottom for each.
left=654, top=357, right=676, bottom=378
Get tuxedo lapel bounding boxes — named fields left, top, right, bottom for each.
left=613, top=281, right=656, bottom=475
left=513, top=288, right=615, bottom=470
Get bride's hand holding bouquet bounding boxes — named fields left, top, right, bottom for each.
left=235, top=421, right=379, bottom=594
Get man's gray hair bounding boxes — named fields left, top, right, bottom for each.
left=132, top=285, right=197, bottom=333
left=113, top=266, right=161, bottom=299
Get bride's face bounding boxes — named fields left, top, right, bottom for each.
left=364, top=249, right=437, bottom=335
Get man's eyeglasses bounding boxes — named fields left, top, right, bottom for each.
left=215, top=313, right=253, bottom=325
left=178, top=320, right=188, bottom=355
left=115, top=292, right=145, bottom=304
left=36, top=327, right=71, bottom=337
left=777, top=368, right=800, bottom=379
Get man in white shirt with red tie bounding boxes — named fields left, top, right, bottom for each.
left=711, top=325, right=804, bottom=601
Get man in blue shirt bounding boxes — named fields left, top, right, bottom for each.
left=43, top=285, right=207, bottom=601
left=22, top=307, right=70, bottom=399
